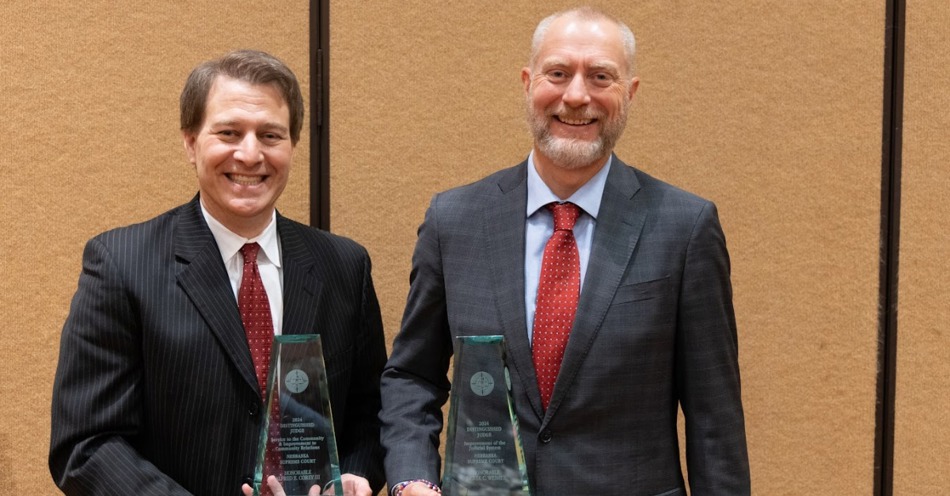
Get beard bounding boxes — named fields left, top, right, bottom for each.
left=526, top=97, right=630, bottom=170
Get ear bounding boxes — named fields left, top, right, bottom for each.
left=627, top=76, right=640, bottom=100
left=182, top=131, right=197, bottom=165
left=521, top=67, right=532, bottom=96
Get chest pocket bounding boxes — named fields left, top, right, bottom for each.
left=611, top=276, right=669, bottom=305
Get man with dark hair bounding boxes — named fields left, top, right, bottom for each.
left=50, top=50, right=386, bottom=496
left=380, top=8, right=750, bottom=496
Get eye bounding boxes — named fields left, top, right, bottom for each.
left=590, top=72, right=618, bottom=87
left=261, top=132, right=285, bottom=144
left=547, top=69, right=569, bottom=81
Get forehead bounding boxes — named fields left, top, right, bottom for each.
left=534, top=16, right=627, bottom=72
left=204, top=76, right=289, bottom=120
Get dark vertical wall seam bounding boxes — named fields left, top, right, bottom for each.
left=309, top=0, right=331, bottom=230
left=874, top=0, right=905, bottom=495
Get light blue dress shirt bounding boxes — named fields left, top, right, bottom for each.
left=524, top=152, right=611, bottom=344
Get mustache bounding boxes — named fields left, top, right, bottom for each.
left=547, top=106, right=605, bottom=121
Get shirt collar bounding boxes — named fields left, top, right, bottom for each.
left=526, top=150, right=612, bottom=219
left=199, top=201, right=281, bottom=268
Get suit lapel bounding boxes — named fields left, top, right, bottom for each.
left=485, top=162, right=546, bottom=419
left=544, top=158, right=646, bottom=418
left=277, top=217, right=322, bottom=336
left=174, top=197, right=259, bottom=395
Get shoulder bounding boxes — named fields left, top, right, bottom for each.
left=427, top=161, right=526, bottom=212
left=614, top=158, right=718, bottom=217
left=276, top=215, right=371, bottom=263
left=71, top=202, right=198, bottom=291
left=86, top=202, right=192, bottom=254
left=438, top=161, right=524, bottom=200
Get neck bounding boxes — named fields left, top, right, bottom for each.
left=532, top=147, right=610, bottom=199
left=199, top=198, right=273, bottom=239
left=229, top=221, right=269, bottom=240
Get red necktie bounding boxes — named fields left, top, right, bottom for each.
left=532, top=202, right=581, bottom=409
left=239, top=243, right=281, bottom=494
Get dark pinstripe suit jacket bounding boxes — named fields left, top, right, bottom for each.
left=380, top=157, right=750, bottom=495
left=50, top=196, right=387, bottom=495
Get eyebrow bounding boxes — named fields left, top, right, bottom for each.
left=211, top=120, right=290, bottom=134
left=539, top=57, right=570, bottom=69
left=586, top=62, right=622, bottom=75
left=539, top=57, right=621, bottom=75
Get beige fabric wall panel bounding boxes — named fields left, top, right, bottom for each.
left=895, top=1, right=950, bottom=492
left=630, top=3, right=883, bottom=493
left=331, top=1, right=884, bottom=494
left=0, top=1, right=309, bottom=493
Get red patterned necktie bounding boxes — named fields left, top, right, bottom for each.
left=239, top=243, right=281, bottom=494
left=532, top=202, right=581, bottom=410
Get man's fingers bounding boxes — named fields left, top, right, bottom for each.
left=266, top=475, right=286, bottom=496
left=339, top=473, right=372, bottom=496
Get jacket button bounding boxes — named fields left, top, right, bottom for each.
left=243, top=475, right=254, bottom=485
left=539, top=429, right=553, bottom=443
left=248, top=403, right=260, bottom=416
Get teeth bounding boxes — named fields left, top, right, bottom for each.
left=559, top=117, right=593, bottom=126
left=230, top=174, right=263, bottom=186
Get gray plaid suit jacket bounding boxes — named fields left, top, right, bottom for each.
left=50, top=196, right=387, bottom=495
left=380, top=156, right=750, bottom=495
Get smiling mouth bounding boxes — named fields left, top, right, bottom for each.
left=228, top=173, right=265, bottom=186
left=556, top=115, right=596, bottom=126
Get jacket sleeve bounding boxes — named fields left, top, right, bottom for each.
left=379, top=194, right=454, bottom=486
left=676, top=202, right=751, bottom=495
left=337, top=248, right=388, bottom=493
left=49, top=236, right=192, bottom=495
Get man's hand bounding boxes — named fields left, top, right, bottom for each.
left=241, top=476, right=319, bottom=496
left=241, top=473, right=372, bottom=496
left=338, top=473, right=373, bottom=496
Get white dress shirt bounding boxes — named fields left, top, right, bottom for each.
left=200, top=202, right=283, bottom=336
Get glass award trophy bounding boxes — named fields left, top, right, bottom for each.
left=253, top=334, right=343, bottom=496
left=442, top=335, right=531, bottom=496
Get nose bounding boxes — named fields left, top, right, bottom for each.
left=234, top=134, right=264, bottom=166
left=562, top=72, right=591, bottom=108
